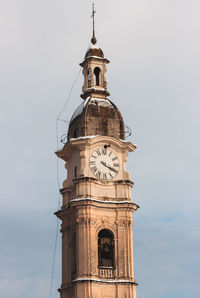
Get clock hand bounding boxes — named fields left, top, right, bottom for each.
left=100, top=161, right=118, bottom=173
left=107, top=165, right=118, bottom=173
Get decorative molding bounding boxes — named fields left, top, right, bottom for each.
left=69, top=197, right=139, bottom=208
left=75, top=216, right=97, bottom=225
left=115, top=219, right=134, bottom=228
left=73, top=176, right=97, bottom=183
left=114, top=179, right=134, bottom=186
left=72, top=277, right=138, bottom=286
left=96, top=223, right=116, bottom=234
left=101, top=216, right=109, bottom=223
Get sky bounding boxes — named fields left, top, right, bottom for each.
left=0, top=0, right=200, bottom=297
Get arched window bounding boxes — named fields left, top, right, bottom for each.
left=94, top=67, right=101, bottom=86
left=98, top=229, right=114, bottom=267
left=87, top=70, right=91, bottom=87
left=73, top=128, right=77, bottom=138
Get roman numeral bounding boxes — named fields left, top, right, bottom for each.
left=91, top=166, right=97, bottom=173
left=103, top=173, right=107, bottom=180
left=89, top=161, right=96, bottom=165
left=91, top=155, right=97, bottom=159
left=96, top=171, right=101, bottom=179
left=113, top=163, right=119, bottom=167
left=112, top=157, right=117, bottom=161
left=109, top=172, right=113, bottom=178
left=102, top=148, right=107, bottom=155
left=96, top=149, right=101, bottom=156
left=108, top=150, right=112, bottom=156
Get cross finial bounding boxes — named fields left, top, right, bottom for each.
left=91, top=3, right=97, bottom=44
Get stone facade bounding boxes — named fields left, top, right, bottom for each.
left=55, top=36, right=139, bottom=298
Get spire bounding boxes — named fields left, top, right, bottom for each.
left=91, top=3, right=97, bottom=45
left=79, top=4, right=110, bottom=100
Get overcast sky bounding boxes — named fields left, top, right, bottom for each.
left=0, top=1, right=200, bottom=298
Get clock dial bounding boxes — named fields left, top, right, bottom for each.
left=89, top=147, right=120, bottom=180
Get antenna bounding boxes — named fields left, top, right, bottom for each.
left=91, top=3, right=97, bottom=44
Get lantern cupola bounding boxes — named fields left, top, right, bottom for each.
left=80, top=36, right=110, bottom=100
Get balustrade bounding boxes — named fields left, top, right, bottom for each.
left=99, top=267, right=115, bottom=279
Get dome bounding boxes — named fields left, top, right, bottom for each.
left=67, top=97, right=125, bottom=141
left=85, top=44, right=104, bottom=59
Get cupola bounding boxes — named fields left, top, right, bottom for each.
left=80, top=36, right=110, bottom=100
left=67, top=8, right=125, bottom=142
left=67, top=97, right=125, bottom=141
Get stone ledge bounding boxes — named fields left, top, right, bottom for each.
left=72, top=277, right=138, bottom=286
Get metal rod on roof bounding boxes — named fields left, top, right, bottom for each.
left=91, top=3, right=96, bottom=40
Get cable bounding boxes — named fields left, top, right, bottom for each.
left=48, top=66, right=82, bottom=298
left=48, top=216, right=59, bottom=298
left=55, top=65, right=82, bottom=201
left=56, top=67, right=82, bottom=149
left=49, top=24, right=91, bottom=295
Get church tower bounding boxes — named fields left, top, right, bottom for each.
left=55, top=9, right=139, bottom=298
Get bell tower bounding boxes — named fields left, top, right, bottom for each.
left=55, top=9, right=139, bottom=298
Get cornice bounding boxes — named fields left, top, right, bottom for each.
left=69, top=197, right=138, bottom=206
left=58, top=278, right=138, bottom=292
left=55, top=198, right=139, bottom=219
left=59, top=178, right=134, bottom=195
left=79, top=57, right=110, bottom=67
left=55, top=135, right=137, bottom=162
left=72, top=277, right=138, bottom=285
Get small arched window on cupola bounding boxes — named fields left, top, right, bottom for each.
left=94, top=67, right=101, bottom=86
left=87, top=69, right=91, bottom=87
left=73, top=128, right=77, bottom=138
left=98, top=229, right=114, bottom=268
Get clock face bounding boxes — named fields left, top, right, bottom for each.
left=89, top=147, right=120, bottom=180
